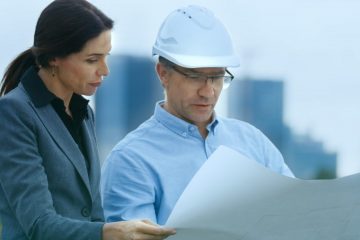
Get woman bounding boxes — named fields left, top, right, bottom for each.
left=0, top=1, right=175, bottom=239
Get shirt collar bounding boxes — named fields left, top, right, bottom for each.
left=21, top=66, right=89, bottom=118
left=154, top=100, right=219, bottom=137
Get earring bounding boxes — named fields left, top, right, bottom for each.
left=51, top=66, right=56, bottom=77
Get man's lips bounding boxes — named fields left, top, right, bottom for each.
left=193, top=103, right=212, bottom=108
left=193, top=103, right=212, bottom=106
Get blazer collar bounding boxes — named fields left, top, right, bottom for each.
left=21, top=66, right=55, bottom=107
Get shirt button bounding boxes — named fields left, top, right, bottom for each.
left=81, top=207, right=90, bottom=217
left=182, top=132, right=187, bottom=137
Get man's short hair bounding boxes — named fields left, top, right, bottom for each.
left=158, top=56, right=174, bottom=68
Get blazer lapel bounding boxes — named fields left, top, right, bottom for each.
left=32, top=104, right=92, bottom=196
left=81, top=118, right=100, bottom=196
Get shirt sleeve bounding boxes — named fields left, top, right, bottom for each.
left=101, top=149, right=157, bottom=223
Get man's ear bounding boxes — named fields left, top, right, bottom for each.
left=156, top=63, right=170, bottom=88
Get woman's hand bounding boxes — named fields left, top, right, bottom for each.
left=102, top=219, right=176, bottom=240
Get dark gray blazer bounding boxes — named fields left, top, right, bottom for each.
left=0, top=69, right=104, bottom=239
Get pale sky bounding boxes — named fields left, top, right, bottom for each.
left=1, top=0, right=359, bottom=177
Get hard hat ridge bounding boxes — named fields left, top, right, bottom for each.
left=178, top=5, right=216, bottom=29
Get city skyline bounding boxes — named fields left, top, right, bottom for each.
left=0, top=0, right=359, bottom=176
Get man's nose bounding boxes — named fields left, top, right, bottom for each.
left=198, top=78, right=215, bottom=97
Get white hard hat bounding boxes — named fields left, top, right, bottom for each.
left=152, top=5, right=240, bottom=68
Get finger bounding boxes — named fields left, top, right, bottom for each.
left=134, top=232, right=174, bottom=240
left=137, top=222, right=176, bottom=236
left=142, top=219, right=158, bottom=226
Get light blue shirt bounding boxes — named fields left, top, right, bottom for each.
left=101, top=101, right=294, bottom=225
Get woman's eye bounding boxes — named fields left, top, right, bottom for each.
left=86, top=59, right=98, bottom=63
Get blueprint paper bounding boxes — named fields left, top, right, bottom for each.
left=165, top=145, right=360, bottom=240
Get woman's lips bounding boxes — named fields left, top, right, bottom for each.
left=89, top=82, right=101, bottom=87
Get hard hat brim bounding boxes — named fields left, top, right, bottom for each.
left=153, top=47, right=240, bottom=68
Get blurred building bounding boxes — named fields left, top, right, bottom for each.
left=228, top=78, right=337, bottom=179
left=95, top=55, right=163, bottom=162
left=228, top=79, right=284, bottom=150
left=282, top=126, right=337, bottom=179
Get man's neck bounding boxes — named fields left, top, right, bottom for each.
left=198, top=125, right=208, bottom=139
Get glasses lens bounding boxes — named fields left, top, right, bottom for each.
left=172, top=65, right=234, bottom=89
left=222, top=76, right=233, bottom=89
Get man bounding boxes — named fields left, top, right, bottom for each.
left=101, top=5, right=294, bottom=225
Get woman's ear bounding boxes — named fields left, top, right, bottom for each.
left=49, top=57, right=60, bottom=67
left=47, top=58, right=60, bottom=77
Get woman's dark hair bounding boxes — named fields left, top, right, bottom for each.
left=0, top=0, right=114, bottom=95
